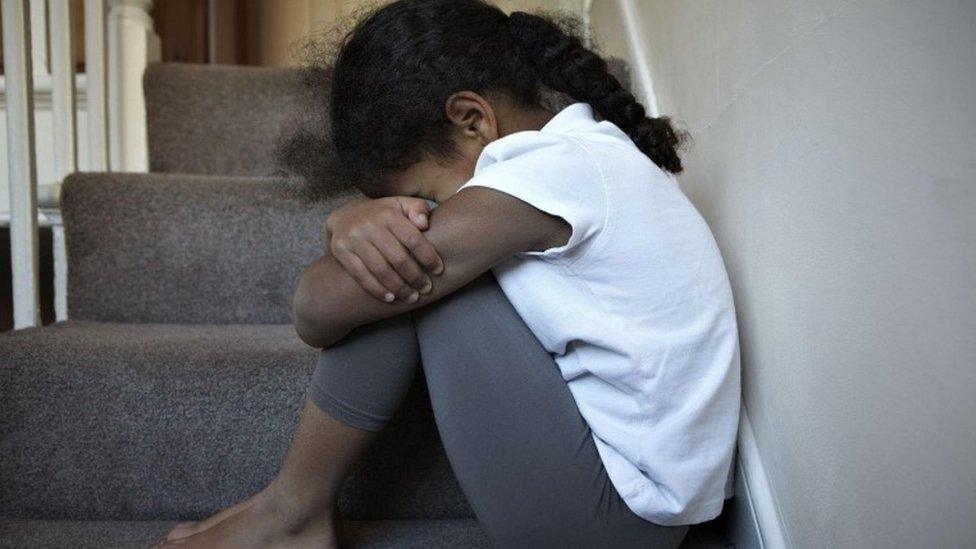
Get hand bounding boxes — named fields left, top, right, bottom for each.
left=325, top=196, right=444, bottom=303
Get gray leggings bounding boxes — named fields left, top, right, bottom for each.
left=310, top=273, right=689, bottom=548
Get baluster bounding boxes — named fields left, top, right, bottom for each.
left=85, top=0, right=109, bottom=171
left=49, top=0, right=77, bottom=322
left=50, top=0, right=78, bottom=178
left=2, top=0, right=41, bottom=329
left=29, top=0, right=48, bottom=75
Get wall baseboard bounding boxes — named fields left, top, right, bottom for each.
left=735, top=408, right=788, bottom=549
left=729, top=459, right=763, bottom=549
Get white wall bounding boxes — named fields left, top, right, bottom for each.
left=590, top=1, right=976, bottom=547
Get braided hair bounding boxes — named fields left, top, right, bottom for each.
left=507, top=11, right=685, bottom=174
left=317, top=0, right=686, bottom=195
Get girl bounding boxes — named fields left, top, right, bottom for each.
left=155, top=1, right=739, bottom=547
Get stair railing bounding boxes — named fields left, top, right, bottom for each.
left=2, top=0, right=159, bottom=329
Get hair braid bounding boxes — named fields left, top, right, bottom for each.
left=508, top=11, right=686, bottom=173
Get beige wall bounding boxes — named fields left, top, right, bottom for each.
left=245, top=0, right=586, bottom=67
left=591, top=0, right=976, bottom=547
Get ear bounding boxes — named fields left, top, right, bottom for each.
left=444, top=91, right=499, bottom=145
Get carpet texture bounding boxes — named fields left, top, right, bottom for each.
left=0, top=321, right=470, bottom=521
left=60, top=172, right=358, bottom=324
left=0, top=518, right=490, bottom=548
left=144, top=63, right=331, bottom=178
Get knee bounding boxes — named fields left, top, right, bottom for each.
left=318, top=312, right=419, bottom=365
left=413, top=272, right=508, bottom=325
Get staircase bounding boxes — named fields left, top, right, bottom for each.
left=0, top=62, right=733, bottom=549
left=0, top=62, right=487, bottom=548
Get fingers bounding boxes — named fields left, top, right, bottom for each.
left=387, top=217, right=445, bottom=276
left=355, top=244, right=421, bottom=304
left=327, top=197, right=443, bottom=304
left=397, top=196, right=432, bottom=230
left=372, top=227, right=433, bottom=294
left=334, top=249, right=396, bottom=303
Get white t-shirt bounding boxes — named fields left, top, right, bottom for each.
left=457, top=103, right=741, bottom=526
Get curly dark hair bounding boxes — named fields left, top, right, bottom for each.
left=280, top=0, right=687, bottom=197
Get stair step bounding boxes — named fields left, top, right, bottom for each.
left=0, top=518, right=490, bottom=548
left=60, top=172, right=353, bottom=325
left=144, top=62, right=330, bottom=178
left=0, top=321, right=471, bottom=521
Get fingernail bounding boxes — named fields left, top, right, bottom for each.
left=384, top=292, right=395, bottom=302
left=433, top=263, right=444, bottom=275
left=418, top=213, right=428, bottom=226
left=405, top=291, right=419, bottom=304
left=420, top=279, right=433, bottom=294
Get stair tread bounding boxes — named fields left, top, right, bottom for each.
left=0, top=518, right=490, bottom=549
left=0, top=321, right=470, bottom=521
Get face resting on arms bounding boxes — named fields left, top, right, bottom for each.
left=292, top=91, right=571, bottom=349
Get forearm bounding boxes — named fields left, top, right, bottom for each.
left=291, top=187, right=566, bottom=348
left=292, top=256, right=357, bottom=348
left=292, top=247, right=474, bottom=348
left=292, top=247, right=490, bottom=348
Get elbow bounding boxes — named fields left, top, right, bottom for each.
left=292, top=257, right=347, bottom=348
left=292, top=303, right=331, bottom=349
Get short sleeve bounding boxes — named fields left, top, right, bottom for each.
left=457, top=131, right=608, bottom=262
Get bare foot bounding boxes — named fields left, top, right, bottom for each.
left=151, top=485, right=338, bottom=549
left=154, top=491, right=263, bottom=544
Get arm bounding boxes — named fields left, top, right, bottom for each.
left=323, top=196, right=444, bottom=303
left=292, top=187, right=570, bottom=348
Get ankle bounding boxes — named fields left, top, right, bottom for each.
left=257, top=480, right=335, bottom=533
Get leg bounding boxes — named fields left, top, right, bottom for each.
left=414, top=273, right=690, bottom=549
left=155, top=315, right=420, bottom=548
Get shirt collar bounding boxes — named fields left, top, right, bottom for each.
left=540, top=102, right=597, bottom=135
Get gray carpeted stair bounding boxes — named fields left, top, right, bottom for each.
left=144, top=62, right=331, bottom=178
left=0, top=62, right=480, bottom=547
left=0, top=321, right=468, bottom=522
left=0, top=519, right=490, bottom=548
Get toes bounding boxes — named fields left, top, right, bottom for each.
left=151, top=530, right=171, bottom=547
left=167, top=522, right=197, bottom=537
left=152, top=535, right=189, bottom=548
left=149, top=535, right=176, bottom=548
left=152, top=521, right=195, bottom=547
left=158, top=523, right=191, bottom=542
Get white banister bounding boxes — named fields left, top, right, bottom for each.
left=107, top=0, right=159, bottom=171
left=2, top=0, right=42, bottom=329
left=49, top=0, right=78, bottom=178
left=52, top=222, right=68, bottom=321
left=48, top=0, right=78, bottom=322
left=29, top=0, right=48, bottom=76
left=85, top=0, right=110, bottom=171
left=4, top=0, right=157, bottom=326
